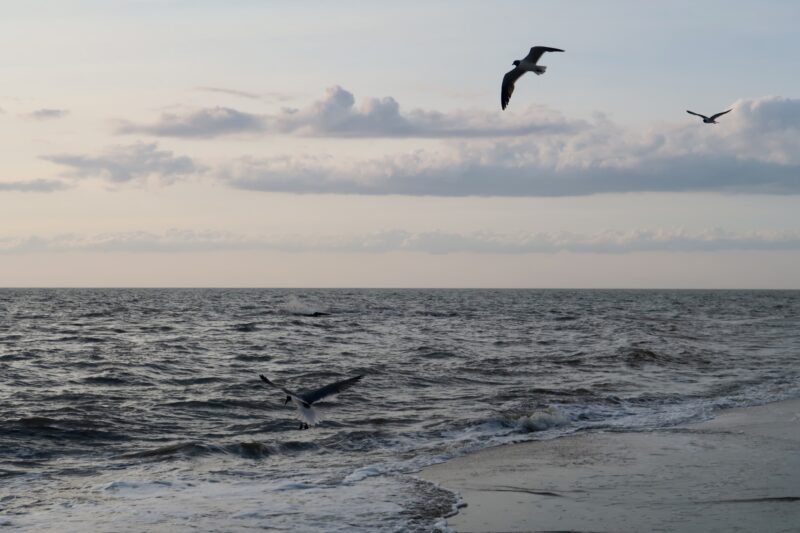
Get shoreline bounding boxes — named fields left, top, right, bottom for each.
left=422, top=398, right=800, bottom=533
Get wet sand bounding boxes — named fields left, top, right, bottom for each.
left=423, top=399, right=800, bottom=533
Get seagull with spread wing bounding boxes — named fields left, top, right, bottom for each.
left=501, top=46, right=564, bottom=110
left=259, top=374, right=363, bottom=429
left=686, top=109, right=732, bottom=124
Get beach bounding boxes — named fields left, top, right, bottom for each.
left=424, top=398, right=800, bottom=533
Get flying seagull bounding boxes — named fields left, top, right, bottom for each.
left=259, top=374, right=363, bottom=430
left=686, top=109, right=732, bottom=124
left=501, top=46, right=564, bottom=110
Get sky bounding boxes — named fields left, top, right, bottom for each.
left=1, top=0, right=799, bottom=287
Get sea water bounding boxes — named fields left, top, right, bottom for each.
left=1, top=289, right=799, bottom=531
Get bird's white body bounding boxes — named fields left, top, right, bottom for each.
left=290, top=396, right=319, bottom=426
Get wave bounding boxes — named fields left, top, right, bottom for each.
left=231, top=322, right=259, bottom=332
left=596, top=346, right=710, bottom=368
left=82, top=375, right=134, bottom=386
left=121, top=439, right=320, bottom=461
left=0, top=468, right=28, bottom=478
left=53, top=335, right=108, bottom=343
left=279, top=295, right=330, bottom=316
left=476, top=407, right=571, bottom=435
left=412, top=346, right=458, bottom=359
left=234, top=352, right=272, bottom=362
left=1, top=416, right=125, bottom=442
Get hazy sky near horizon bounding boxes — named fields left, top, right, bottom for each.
left=2, top=0, right=800, bottom=287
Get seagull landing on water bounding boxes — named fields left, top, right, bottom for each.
left=259, top=374, right=363, bottom=430
left=501, top=46, right=564, bottom=110
left=686, top=109, right=732, bottom=124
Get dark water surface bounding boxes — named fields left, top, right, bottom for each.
left=1, top=289, right=799, bottom=531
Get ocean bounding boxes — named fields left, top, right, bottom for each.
left=1, top=289, right=799, bottom=532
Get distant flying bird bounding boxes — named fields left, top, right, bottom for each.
left=686, top=109, right=732, bottom=124
left=259, top=374, right=363, bottom=430
left=501, top=46, right=564, bottom=110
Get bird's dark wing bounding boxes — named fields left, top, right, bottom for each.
left=302, top=375, right=364, bottom=404
left=259, top=374, right=295, bottom=397
left=523, top=46, right=565, bottom=65
left=709, top=109, right=732, bottom=120
left=686, top=110, right=709, bottom=120
left=501, top=68, right=524, bottom=110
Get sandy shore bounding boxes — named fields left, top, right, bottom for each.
left=422, top=399, right=800, bottom=533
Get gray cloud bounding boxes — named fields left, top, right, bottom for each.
left=228, top=96, right=800, bottom=196
left=27, top=108, right=69, bottom=120
left=1, top=228, right=799, bottom=255
left=41, top=143, right=202, bottom=184
left=117, top=107, right=264, bottom=138
left=0, top=179, right=69, bottom=193
left=226, top=152, right=800, bottom=197
left=117, top=85, right=580, bottom=139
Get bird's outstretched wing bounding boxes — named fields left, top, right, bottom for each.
left=523, top=46, right=565, bottom=65
left=686, top=110, right=709, bottom=120
left=302, top=375, right=364, bottom=405
left=709, top=109, right=732, bottom=120
left=501, top=68, right=524, bottom=110
left=259, top=374, right=296, bottom=397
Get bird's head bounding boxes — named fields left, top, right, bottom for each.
left=512, top=60, right=521, bottom=67
left=284, top=395, right=291, bottom=406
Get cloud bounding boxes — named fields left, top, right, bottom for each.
left=227, top=96, right=800, bottom=196
left=226, top=151, right=800, bottom=197
left=0, top=179, right=69, bottom=193
left=27, top=108, right=69, bottom=120
left=2, top=228, right=800, bottom=255
left=196, top=86, right=261, bottom=100
left=116, top=107, right=264, bottom=138
left=271, top=86, right=578, bottom=138
left=116, top=85, right=580, bottom=139
left=41, top=142, right=203, bottom=185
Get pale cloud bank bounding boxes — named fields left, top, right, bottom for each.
left=41, top=142, right=203, bottom=185
left=196, top=86, right=261, bottom=100
left=117, top=85, right=579, bottom=139
left=3, top=228, right=800, bottom=255
left=0, top=179, right=69, bottom=193
left=27, top=108, right=69, bottom=120
left=227, top=96, right=800, bottom=196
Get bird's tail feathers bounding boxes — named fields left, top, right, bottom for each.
left=533, top=65, right=546, bottom=75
